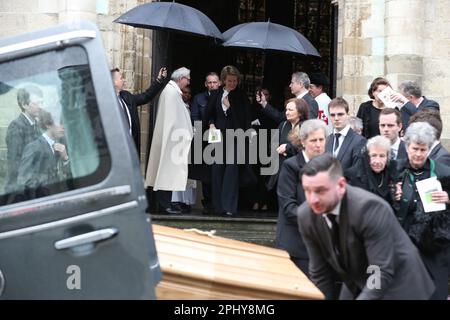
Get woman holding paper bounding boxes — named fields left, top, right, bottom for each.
left=395, top=121, right=450, bottom=300
left=356, top=77, right=391, bottom=139
left=205, top=65, right=253, bottom=216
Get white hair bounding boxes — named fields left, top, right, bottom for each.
left=171, top=67, right=190, bottom=81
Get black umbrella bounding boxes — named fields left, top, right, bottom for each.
left=222, top=21, right=319, bottom=57
left=114, top=1, right=223, bottom=41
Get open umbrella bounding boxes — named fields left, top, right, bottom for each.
left=222, top=21, right=319, bottom=57
left=114, top=1, right=223, bottom=41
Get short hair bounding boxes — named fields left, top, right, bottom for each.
left=408, top=109, right=442, bottom=139
left=379, top=108, right=402, bottom=125
left=366, top=135, right=391, bottom=158
left=368, top=77, right=391, bottom=99
left=220, top=65, right=241, bottom=83
left=17, top=85, right=43, bottom=111
left=205, top=72, right=219, bottom=80
left=171, top=67, right=190, bottom=81
left=347, top=116, right=363, bottom=133
left=37, top=109, right=54, bottom=130
left=110, top=67, right=120, bottom=78
left=328, top=96, right=349, bottom=113
left=399, top=80, right=422, bottom=98
left=289, top=119, right=328, bottom=147
left=301, top=153, right=343, bottom=182
left=292, top=72, right=310, bottom=89
left=403, top=122, right=436, bottom=149
left=285, top=98, right=309, bottom=122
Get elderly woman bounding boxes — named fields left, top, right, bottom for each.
left=266, top=98, right=309, bottom=191
left=206, top=65, right=253, bottom=217
left=345, top=135, right=400, bottom=205
left=396, top=122, right=450, bottom=300
left=276, top=119, right=328, bottom=275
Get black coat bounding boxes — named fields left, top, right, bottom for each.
left=119, top=79, right=164, bottom=153
left=401, top=97, right=440, bottom=130
left=429, top=143, right=450, bottom=167
left=325, top=128, right=366, bottom=171
left=260, top=93, right=319, bottom=124
left=276, top=152, right=309, bottom=259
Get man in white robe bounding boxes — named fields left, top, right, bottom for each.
left=145, top=67, right=194, bottom=197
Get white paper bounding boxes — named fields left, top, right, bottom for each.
left=251, top=119, right=261, bottom=126
left=377, top=86, right=404, bottom=109
left=208, top=128, right=222, bottom=143
left=415, top=177, right=446, bottom=213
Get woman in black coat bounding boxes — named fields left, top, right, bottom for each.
left=395, top=122, right=450, bottom=300
left=276, top=119, right=328, bottom=275
left=205, top=65, right=253, bottom=216
left=266, top=98, right=309, bottom=191
left=345, top=135, right=400, bottom=206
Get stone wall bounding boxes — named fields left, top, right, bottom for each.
left=336, top=0, right=450, bottom=145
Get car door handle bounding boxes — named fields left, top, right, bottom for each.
left=54, top=228, right=119, bottom=250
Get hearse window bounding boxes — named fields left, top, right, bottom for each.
left=0, top=46, right=111, bottom=206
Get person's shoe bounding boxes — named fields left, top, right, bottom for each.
left=251, top=203, right=259, bottom=211
left=223, top=211, right=234, bottom=217
left=260, top=204, right=268, bottom=211
left=164, top=204, right=181, bottom=215
left=179, top=203, right=191, bottom=214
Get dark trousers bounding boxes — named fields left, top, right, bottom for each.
left=211, top=163, right=239, bottom=214
left=202, top=182, right=212, bottom=205
left=154, top=190, right=172, bottom=210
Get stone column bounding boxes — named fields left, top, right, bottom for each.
left=337, top=0, right=385, bottom=115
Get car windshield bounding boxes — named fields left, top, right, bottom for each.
left=0, top=45, right=111, bottom=206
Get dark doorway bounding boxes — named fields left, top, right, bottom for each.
left=148, top=0, right=337, bottom=214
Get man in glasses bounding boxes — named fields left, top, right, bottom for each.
left=325, top=97, right=366, bottom=171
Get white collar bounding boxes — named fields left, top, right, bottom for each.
left=42, top=132, right=55, bottom=152
left=428, top=141, right=440, bottom=156
left=322, top=200, right=342, bottom=228
left=168, top=80, right=182, bottom=95
left=334, top=124, right=351, bottom=137
left=302, top=150, right=310, bottom=163
left=391, top=137, right=401, bottom=151
left=296, top=90, right=308, bottom=99
left=22, top=112, right=35, bottom=125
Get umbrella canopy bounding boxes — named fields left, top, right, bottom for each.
left=114, top=2, right=223, bottom=41
left=222, top=21, right=320, bottom=57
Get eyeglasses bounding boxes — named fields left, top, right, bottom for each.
left=183, top=76, right=191, bottom=81
left=329, top=112, right=346, bottom=118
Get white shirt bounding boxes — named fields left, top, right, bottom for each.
left=117, top=96, right=132, bottom=135
left=322, top=200, right=342, bottom=229
left=315, top=93, right=333, bottom=132
left=391, top=137, right=401, bottom=159
left=22, top=112, right=35, bottom=125
left=332, top=124, right=351, bottom=156
left=296, top=90, right=308, bottom=100
left=221, top=89, right=229, bottom=114
left=42, top=132, right=55, bottom=153
left=302, top=150, right=310, bottom=163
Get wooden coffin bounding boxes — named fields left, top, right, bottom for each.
left=153, top=224, right=324, bottom=300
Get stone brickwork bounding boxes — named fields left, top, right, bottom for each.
left=336, top=0, right=450, bottom=145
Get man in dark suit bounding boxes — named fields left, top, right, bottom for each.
left=5, top=85, right=43, bottom=194
left=111, top=67, right=167, bottom=156
left=255, top=71, right=319, bottom=123
left=191, top=72, right=220, bottom=122
left=297, top=153, right=435, bottom=300
left=392, top=80, right=440, bottom=131
left=325, top=97, right=366, bottom=171
left=378, top=108, right=407, bottom=160
left=408, top=108, right=450, bottom=166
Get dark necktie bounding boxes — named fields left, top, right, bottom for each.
left=118, top=97, right=130, bottom=130
left=390, top=148, right=396, bottom=160
left=327, top=214, right=341, bottom=258
left=334, top=133, right=341, bottom=152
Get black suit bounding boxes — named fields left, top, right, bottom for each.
left=260, top=93, right=319, bottom=124
left=119, top=80, right=164, bottom=153
left=276, top=152, right=309, bottom=274
left=205, top=87, right=253, bottom=214
left=396, top=140, right=408, bottom=160
left=325, top=128, right=366, bottom=171
left=401, top=96, right=440, bottom=130
left=5, top=113, right=41, bottom=193
left=429, top=142, right=450, bottom=167
left=17, top=136, right=70, bottom=198
left=297, top=185, right=435, bottom=300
